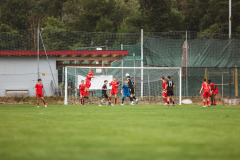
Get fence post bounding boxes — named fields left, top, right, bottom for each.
left=185, top=30, right=188, bottom=98
left=141, top=29, right=144, bottom=99
left=148, top=74, right=150, bottom=101
left=121, top=44, right=124, bottom=86
left=222, top=74, right=224, bottom=98
left=235, top=66, right=238, bottom=97
left=64, top=67, right=68, bottom=105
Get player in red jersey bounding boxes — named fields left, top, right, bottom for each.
left=208, top=80, right=218, bottom=105
left=200, top=78, right=211, bottom=107
left=79, top=80, right=86, bottom=105
left=161, top=77, right=168, bottom=105
left=85, top=68, right=95, bottom=98
left=35, top=79, right=47, bottom=108
left=109, top=77, right=120, bottom=105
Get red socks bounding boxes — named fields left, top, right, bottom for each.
left=44, top=102, right=46, bottom=105
left=204, top=102, right=206, bottom=106
left=109, top=97, right=111, bottom=101
left=80, top=98, right=85, bottom=105
left=214, top=100, right=216, bottom=105
left=164, top=98, right=167, bottom=103
left=207, top=101, right=210, bottom=105
left=115, top=98, right=117, bottom=104
left=37, top=103, right=39, bottom=106
left=86, top=91, right=89, bottom=97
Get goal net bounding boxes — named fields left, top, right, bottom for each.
left=64, top=67, right=182, bottom=105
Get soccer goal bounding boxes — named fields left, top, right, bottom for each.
left=64, top=67, right=182, bottom=105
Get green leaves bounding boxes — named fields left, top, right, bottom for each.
left=0, top=0, right=239, bottom=34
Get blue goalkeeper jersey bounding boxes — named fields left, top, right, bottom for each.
left=122, top=84, right=130, bottom=94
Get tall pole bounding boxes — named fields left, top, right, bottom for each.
left=121, top=44, right=124, bottom=85
left=64, top=67, right=68, bottom=105
left=179, top=68, right=182, bottom=105
left=141, top=29, right=144, bottom=99
left=75, top=68, right=77, bottom=98
left=185, top=31, right=188, bottom=98
left=229, top=0, right=232, bottom=39
left=222, top=74, right=224, bottom=98
left=133, top=53, right=136, bottom=84
left=37, top=28, right=40, bottom=78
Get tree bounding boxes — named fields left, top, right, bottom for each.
left=139, top=0, right=184, bottom=32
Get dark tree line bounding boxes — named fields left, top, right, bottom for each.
left=0, top=0, right=240, bottom=34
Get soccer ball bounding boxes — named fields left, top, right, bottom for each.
left=126, top=73, right=130, bottom=77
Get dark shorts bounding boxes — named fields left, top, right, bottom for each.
left=167, top=90, right=174, bottom=96
left=102, top=93, right=108, bottom=98
left=129, top=88, right=134, bottom=94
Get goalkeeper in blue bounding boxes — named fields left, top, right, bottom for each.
left=121, top=81, right=134, bottom=105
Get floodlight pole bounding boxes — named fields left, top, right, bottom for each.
left=229, top=0, right=232, bottom=39
left=141, top=29, right=144, bottom=99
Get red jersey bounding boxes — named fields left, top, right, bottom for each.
left=79, top=84, right=86, bottom=91
left=35, top=83, right=43, bottom=93
left=210, top=83, right=216, bottom=91
left=86, top=72, right=94, bottom=81
left=202, top=82, right=210, bottom=92
left=110, top=81, right=120, bottom=90
left=162, top=80, right=167, bottom=90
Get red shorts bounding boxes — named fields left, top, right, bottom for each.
left=213, top=88, right=218, bottom=94
left=80, top=91, right=86, bottom=96
left=203, top=92, right=210, bottom=98
left=110, top=89, right=118, bottom=95
left=36, top=93, right=43, bottom=98
left=85, top=80, right=91, bottom=88
left=162, top=90, right=167, bottom=97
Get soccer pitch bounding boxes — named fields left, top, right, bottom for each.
left=0, top=104, right=240, bottom=160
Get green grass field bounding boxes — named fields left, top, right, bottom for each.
left=0, top=104, right=240, bottom=160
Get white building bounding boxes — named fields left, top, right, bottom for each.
left=0, top=50, right=127, bottom=97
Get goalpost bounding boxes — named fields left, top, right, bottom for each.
left=64, top=66, right=182, bottom=105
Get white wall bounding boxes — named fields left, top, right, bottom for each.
left=0, top=56, right=58, bottom=96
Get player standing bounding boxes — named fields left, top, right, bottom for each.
left=161, top=77, right=168, bottom=105
left=208, top=80, right=218, bottom=105
left=109, top=77, right=120, bottom=105
left=127, top=76, right=138, bottom=104
left=165, top=76, right=175, bottom=106
left=200, top=78, right=211, bottom=107
left=79, top=80, right=86, bottom=105
left=85, top=68, right=95, bottom=98
left=121, top=81, right=133, bottom=105
left=35, top=79, right=47, bottom=108
left=99, top=80, right=111, bottom=106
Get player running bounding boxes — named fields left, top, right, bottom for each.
left=165, top=76, right=175, bottom=106
left=79, top=80, right=86, bottom=105
left=200, top=78, right=211, bottom=107
left=208, top=80, right=218, bottom=106
left=35, top=79, right=47, bottom=108
left=109, top=77, right=120, bottom=105
left=85, top=68, right=95, bottom=99
left=99, top=80, right=111, bottom=106
left=161, top=77, right=168, bottom=105
left=121, top=81, right=133, bottom=105
left=126, top=76, right=138, bottom=104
